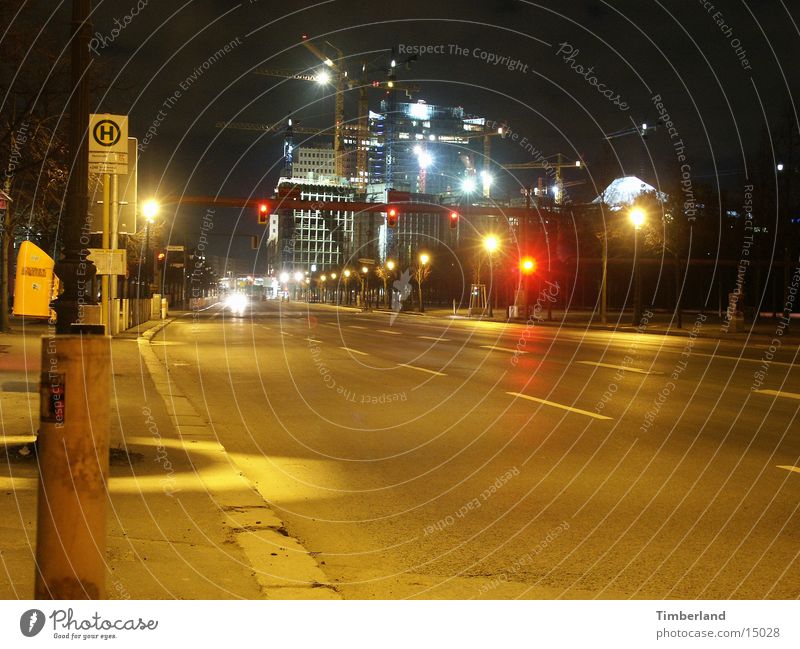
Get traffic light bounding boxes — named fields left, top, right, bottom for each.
left=449, top=211, right=459, bottom=229
left=387, top=206, right=398, bottom=228
left=258, top=202, right=270, bottom=224
left=520, top=257, right=537, bottom=274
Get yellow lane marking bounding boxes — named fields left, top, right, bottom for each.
left=482, top=345, right=525, bottom=354
left=755, top=389, right=800, bottom=400
left=398, top=363, right=446, bottom=377
left=339, top=347, right=368, bottom=356
left=506, top=391, right=612, bottom=421
left=418, top=336, right=449, bottom=342
left=378, top=329, right=401, bottom=335
left=576, top=361, right=658, bottom=375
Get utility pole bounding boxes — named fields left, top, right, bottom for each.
left=1, top=185, right=11, bottom=332
left=53, top=0, right=98, bottom=332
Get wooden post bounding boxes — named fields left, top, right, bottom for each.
left=35, top=334, right=110, bottom=599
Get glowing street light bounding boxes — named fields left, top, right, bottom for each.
left=461, top=177, right=477, bottom=193
left=419, top=252, right=430, bottom=266
left=279, top=272, right=289, bottom=283
left=386, top=260, right=395, bottom=271
left=361, top=266, right=369, bottom=274
left=293, top=271, right=304, bottom=282
left=343, top=269, right=351, bottom=278
left=483, top=235, right=499, bottom=253
left=142, top=199, right=159, bottom=222
left=629, top=207, right=646, bottom=229
left=480, top=170, right=493, bottom=187
left=315, top=69, right=331, bottom=84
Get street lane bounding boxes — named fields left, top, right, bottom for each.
left=153, top=301, right=800, bottom=598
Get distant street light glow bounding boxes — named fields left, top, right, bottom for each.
left=461, top=177, right=477, bottom=193
left=142, top=199, right=159, bottom=222
left=629, top=207, right=646, bottom=229
left=316, top=69, right=331, bottom=84
left=483, top=235, right=499, bottom=253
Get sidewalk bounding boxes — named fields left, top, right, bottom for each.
left=0, top=317, right=337, bottom=599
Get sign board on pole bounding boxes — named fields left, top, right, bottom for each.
left=267, top=214, right=279, bottom=243
left=88, top=113, right=128, bottom=175
left=87, top=248, right=127, bottom=276
left=89, top=137, right=138, bottom=233
left=166, top=245, right=185, bottom=252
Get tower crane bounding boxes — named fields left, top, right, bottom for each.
left=502, top=153, right=583, bottom=205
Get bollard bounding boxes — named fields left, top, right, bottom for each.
left=35, top=334, right=111, bottom=599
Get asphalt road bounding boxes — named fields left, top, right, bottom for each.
left=153, top=300, right=800, bottom=599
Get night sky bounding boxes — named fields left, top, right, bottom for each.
left=16, top=0, right=800, bottom=264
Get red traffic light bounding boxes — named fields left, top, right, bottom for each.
left=258, top=202, right=270, bottom=224
left=520, top=257, right=537, bottom=274
left=387, top=206, right=398, bottom=228
left=449, top=211, right=459, bottom=229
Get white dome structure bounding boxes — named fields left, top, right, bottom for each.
left=592, top=176, right=667, bottom=210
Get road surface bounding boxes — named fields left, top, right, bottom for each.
left=151, top=300, right=799, bottom=599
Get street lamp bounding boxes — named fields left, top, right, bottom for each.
left=629, top=207, right=646, bottom=325
left=380, top=259, right=396, bottom=308
left=483, top=235, right=499, bottom=316
left=343, top=269, right=351, bottom=305
left=141, top=199, right=159, bottom=295
left=417, top=252, right=431, bottom=312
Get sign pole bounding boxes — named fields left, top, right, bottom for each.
left=101, top=173, right=110, bottom=332
left=110, top=173, right=119, bottom=334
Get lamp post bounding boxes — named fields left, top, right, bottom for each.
left=343, top=269, right=351, bottom=305
left=629, top=207, right=646, bottom=326
left=360, top=265, right=369, bottom=310
left=380, top=259, right=396, bottom=308
left=141, top=200, right=158, bottom=297
left=417, top=252, right=430, bottom=312
left=483, top=235, right=499, bottom=317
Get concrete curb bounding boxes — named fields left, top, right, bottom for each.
left=137, top=318, right=339, bottom=599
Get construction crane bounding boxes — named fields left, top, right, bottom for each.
left=255, top=42, right=420, bottom=192
left=502, top=153, right=583, bottom=205
left=214, top=120, right=325, bottom=135
left=215, top=119, right=328, bottom=177
left=461, top=124, right=508, bottom=197
left=299, top=35, right=347, bottom=178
